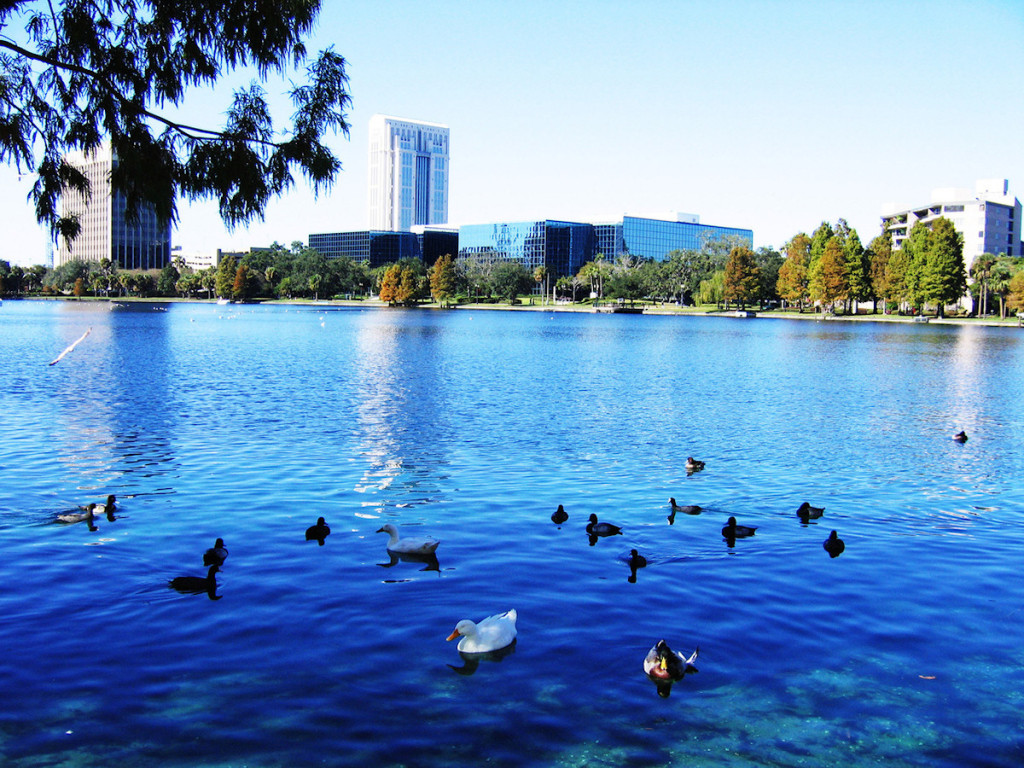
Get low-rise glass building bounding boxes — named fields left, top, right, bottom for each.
left=459, top=215, right=752, bottom=279
left=309, top=228, right=458, bottom=269
left=457, top=220, right=596, bottom=278
left=599, top=216, right=754, bottom=262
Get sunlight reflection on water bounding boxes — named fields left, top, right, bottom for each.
left=1, top=301, right=1023, bottom=767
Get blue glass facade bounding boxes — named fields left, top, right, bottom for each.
left=460, top=216, right=752, bottom=279
left=597, top=217, right=753, bottom=261
left=311, top=215, right=752, bottom=282
left=457, top=221, right=595, bottom=278
left=309, top=230, right=458, bottom=269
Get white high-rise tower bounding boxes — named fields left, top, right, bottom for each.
left=368, top=115, right=449, bottom=231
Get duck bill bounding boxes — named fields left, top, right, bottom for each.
left=446, top=630, right=461, bottom=642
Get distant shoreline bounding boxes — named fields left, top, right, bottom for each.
left=13, top=295, right=1023, bottom=329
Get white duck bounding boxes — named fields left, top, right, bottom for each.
left=447, top=609, right=517, bottom=653
left=376, top=523, right=439, bottom=555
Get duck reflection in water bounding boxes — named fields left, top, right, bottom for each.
left=305, top=517, right=331, bottom=545
left=626, top=549, right=647, bottom=583
left=644, top=640, right=698, bottom=698
left=378, top=549, right=440, bottom=572
left=447, top=639, right=517, bottom=676
left=168, top=564, right=222, bottom=600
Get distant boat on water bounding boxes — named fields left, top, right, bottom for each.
left=217, top=298, right=232, bottom=305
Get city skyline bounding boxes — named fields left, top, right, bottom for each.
left=2, top=0, right=1022, bottom=267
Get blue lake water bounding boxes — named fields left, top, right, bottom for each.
left=1, top=299, right=1023, bottom=767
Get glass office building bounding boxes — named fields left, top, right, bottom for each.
left=57, top=144, right=171, bottom=269
left=459, top=215, right=752, bottom=280
left=596, top=216, right=753, bottom=262
left=309, top=229, right=458, bottom=269
left=457, top=221, right=596, bottom=278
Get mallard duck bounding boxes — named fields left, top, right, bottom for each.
left=643, top=640, right=699, bottom=681
left=446, top=609, right=517, bottom=653
left=58, top=504, right=97, bottom=524
left=376, top=523, right=439, bottom=554
left=796, top=501, right=824, bottom=520
left=203, top=538, right=228, bottom=566
left=685, top=457, right=706, bottom=472
left=586, top=513, right=622, bottom=536
left=670, top=498, right=702, bottom=515
left=305, top=517, right=331, bottom=541
left=952, top=430, right=968, bottom=443
left=722, top=516, right=757, bottom=538
left=169, top=564, right=219, bottom=593
left=824, top=530, right=845, bottom=557
left=551, top=504, right=568, bottom=524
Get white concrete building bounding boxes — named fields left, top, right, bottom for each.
left=57, top=144, right=171, bottom=269
left=881, top=179, right=1022, bottom=272
left=368, top=115, right=449, bottom=232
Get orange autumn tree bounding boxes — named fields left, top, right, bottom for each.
left=723, top=246, right=760, bottom=310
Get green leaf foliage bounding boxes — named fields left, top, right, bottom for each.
left=1, top=0, right=351, bottom=242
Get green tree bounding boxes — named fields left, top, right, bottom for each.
left=921, top=217, right=966, bottom=317
left=899, top=222, right=933, bottom=311
left=836, top=220, right=869, bottom=311
left=308, top=273, right=323, bottom=301
left=988, top=255, right=1017, bottom=319
left=605, top=255, right=648, bottom=305
left=157, top=263, right=180, bottom=297
left=970, top=252, right=997, bottom=316
left=1, top=0, right=352, bottom=243
left=492, top=261, right=534, bottom=304
left=723, top=246, right=760, bottom=309
left=176, top=272, right=198, bottom=298
left=662, top=248, right=717, bottom=305
left=215, top=254, right=238, bottom=299
left=808, top=221, right=835, bottom=274
left=533, top=264, right=548, bottom=303
left=697, top=270, right=725, bottom=307
left=430, top=254, right=459, bottom=307
left=460, top=253, right=496, bottom=302
left=867, top=229, right=892, bottom=313
left=754, top=247, right=782, bottom=309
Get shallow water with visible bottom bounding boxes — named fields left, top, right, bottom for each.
left=1, top=300, right=1023, bottom=767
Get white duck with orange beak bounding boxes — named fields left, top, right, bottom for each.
left=446, top=609, right=518, bottom=653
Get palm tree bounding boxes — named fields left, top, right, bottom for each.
left=970, top=252, right=996, bottom=316
left=989, top=256, right=1014, bottom=319
left=533, top=264, right=548, bottom=304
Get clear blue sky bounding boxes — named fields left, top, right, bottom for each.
left=2, top=0, right=1023, bottom=266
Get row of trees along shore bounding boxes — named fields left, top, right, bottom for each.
left=3, top=218, right=1024, bottom=317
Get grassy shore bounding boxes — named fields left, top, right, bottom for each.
left=17, top=293, right=1024, bottom=327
